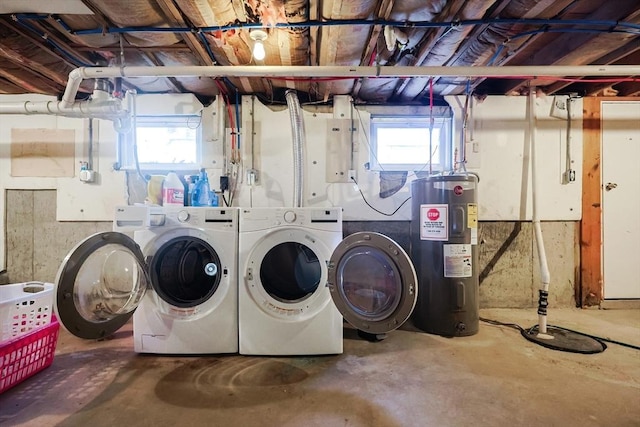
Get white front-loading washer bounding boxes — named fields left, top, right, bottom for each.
left=54, top=206, right=239, bottom=355
left=238, top=207, right=344, bottom=355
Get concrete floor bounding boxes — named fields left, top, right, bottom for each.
left=1, top=308, right=639, bottom=427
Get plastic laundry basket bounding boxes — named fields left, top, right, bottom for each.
left=0, top=315, right=60, bottom=393
left=0, top=282, right=55, bottom=342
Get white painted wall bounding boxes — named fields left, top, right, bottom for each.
left=0, top=94, right=126, bottom=271
left=0, top=92, right=583, bottom=272
left=457, top=95, right=583, bottom=221
left=233, top=94, right=583, bottom=221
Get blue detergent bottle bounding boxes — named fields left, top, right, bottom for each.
left=191, top=168, right=219, bottom=207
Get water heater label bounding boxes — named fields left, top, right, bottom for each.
left=444, top=244, right=472, bottom=278
left=467, top=203, right=478, bottom=228
left=420, top=204, right=448, bottom=241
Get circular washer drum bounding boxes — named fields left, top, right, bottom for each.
left=150, top=236, right=222, bottom=308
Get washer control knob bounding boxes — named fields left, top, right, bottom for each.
left=283, top=211, right=297, bottom=223
left=177, top=210, right=190, bottom=222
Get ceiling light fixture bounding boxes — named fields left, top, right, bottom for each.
left=250, top=29, right=268, bottom=61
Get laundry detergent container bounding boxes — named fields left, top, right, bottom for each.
left=410, top=174, right=479, bottom=337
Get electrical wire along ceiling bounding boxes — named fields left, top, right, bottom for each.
left=0, top=0, right=639, bottom=105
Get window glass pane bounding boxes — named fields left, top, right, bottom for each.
left=120, top=115, right=201, bottom=171
left=136, top=125, right=197, bottom=164
left=370, top=111, right=452, bottom=172
left=377, top=127, right=440, bottom=165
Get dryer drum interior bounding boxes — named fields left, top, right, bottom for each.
left=150, top=236, right=222, bottom=308
left=260, top=242, right=321, bottom=302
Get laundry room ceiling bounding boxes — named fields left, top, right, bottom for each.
left=0, top=0, right=639, bottom=105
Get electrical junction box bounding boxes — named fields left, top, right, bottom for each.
left=79, top=169, right=96, bottom=183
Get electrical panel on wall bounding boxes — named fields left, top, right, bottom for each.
left=325, top=118, right=356, bottom=183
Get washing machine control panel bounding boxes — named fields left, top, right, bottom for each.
left=177, top=210, right=190, bottom=222
left=283, top=211, right=297, bottom=223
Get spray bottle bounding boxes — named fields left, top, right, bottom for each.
left=191, top=169, right=211, bottom=207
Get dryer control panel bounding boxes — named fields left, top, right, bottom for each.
left=240, top=207, right=342, bottom=232
left=161, top=206, right=238, bottom=230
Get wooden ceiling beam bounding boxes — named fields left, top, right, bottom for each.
left=438, top=0, right=569, bottom=96
left=74, top=2, right=175, bottom=95
left=438, top=0, right=513, bottom=67
left=0, top=18, right=78, bottom=69
left=576, top=79, right=640, bottom=97
left=0, top=68, right=60, bottom=94
left=78, top=0, right=111, bottom=28
left=0, top=77, right=29, bottom=93
left=19, top=19, right=98, bottom=66
left=72, top=44, right=193, bottom=53
left=0, top=40, right=69, bottom=89
left=390, top=0, right=472, bottom=100
left=615, top=81, right=640, bottom=96
left=155, top=0, right=215, bottom=66
left=544, top=42, right=640, bottom=95
left=351, top=0, right=395, bottom=100
left=144, top=52, right=188, bottom=93
left=492, top=3, right=640, bottom=95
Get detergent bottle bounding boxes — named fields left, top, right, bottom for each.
left=162, top=171, right=185, bottom=206
left=146, top=175, right=165, bottom=205
left=210, top=191, right=219, bottom=207
left=191, top=169, right=211, bottom=207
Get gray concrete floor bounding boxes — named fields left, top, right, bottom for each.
left=1, top=308, right=639, bottom=427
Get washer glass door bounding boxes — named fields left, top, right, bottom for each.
left=55, top=232, right=149, bottom=339
left=327, top=232, right=418, bottom=334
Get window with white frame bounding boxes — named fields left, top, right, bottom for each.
left=118, top=115, right=202, bottom=171
left=369, top=111, right=453, bottom=172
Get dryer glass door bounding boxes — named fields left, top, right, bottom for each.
left=55, top=232, right=149, bottom=339
left=327, top=232, right=418, bottom=334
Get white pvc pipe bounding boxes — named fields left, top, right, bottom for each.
left=59, top=64, right=640, bottom=108
left=529, top=87, right=552, bottom=336
left=0, top=90, right=127, bottom=120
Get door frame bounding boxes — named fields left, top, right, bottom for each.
left=580, top=97, right=639, bottom=306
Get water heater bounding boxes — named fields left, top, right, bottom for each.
left=410, top=174, right=479, bottom=336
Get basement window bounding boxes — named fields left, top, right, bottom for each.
left=118, top=115, right=201, bottom=172
left=369, top=112, right=453, bottom=172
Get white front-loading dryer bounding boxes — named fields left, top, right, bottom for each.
left=54, top=206, right=239, bottom=355
left=238, top=207, right=343, bottom=355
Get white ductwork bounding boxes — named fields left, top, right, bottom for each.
left=57, top=64, right=640, bottom=108
left=285, top=90, right=306, bottom=208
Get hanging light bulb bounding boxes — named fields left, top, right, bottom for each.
left=250, top=29, right=268, bottom=61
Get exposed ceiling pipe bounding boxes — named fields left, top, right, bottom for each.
left=0, top=89, right=127, bottom=120
left=60, top=64, right=640, bottom=108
